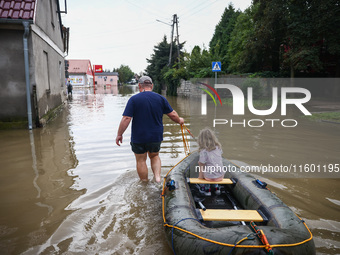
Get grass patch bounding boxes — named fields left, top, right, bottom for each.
left=221, top=98, right=278, bottom=107
left=0, top=116, right=28, bottom=129
left=0, top=121, right=28, bottom=129
left=306, top=111, right=340, bottom=123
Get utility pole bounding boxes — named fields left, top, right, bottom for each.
left=156, top=14, right=181, bottom=67
left=175, top=14, right=180, bottom=68
left=168, top=14, right=180, bottom=67
left=168, top=15, right=174, bottom=67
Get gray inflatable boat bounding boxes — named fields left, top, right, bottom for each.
left=161, top=151, right=315, bottom=255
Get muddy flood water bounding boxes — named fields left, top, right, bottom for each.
left=0, top=85, right=339, bottom=255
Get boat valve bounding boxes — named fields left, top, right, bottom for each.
left=166, top=180, right=176, bottom=191
left=256, top=179, right=267, bottom=189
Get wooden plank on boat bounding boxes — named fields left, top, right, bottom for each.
left=189, top=178, right=233, bottom=185
left=199, top=209, right=263, bottom=222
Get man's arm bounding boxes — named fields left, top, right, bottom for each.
left=116, top=116, right=132, bottom=146
left=166, top=110, right=184, bottom=125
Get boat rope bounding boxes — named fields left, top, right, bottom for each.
left=171, top=218, right=201, bottom=255
left=180, top=124, right=192, bottom=156
left=183, top=124, right=195, bottom=139
left=161, top=127, right=314, bottom=252
left=227, top=233, right=256, bottom=255
left=250, top=221, right=274, bottom=254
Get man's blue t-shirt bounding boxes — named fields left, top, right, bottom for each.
left=122, top=91, right=173, bottom=143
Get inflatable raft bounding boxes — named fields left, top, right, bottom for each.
left=161, top=151, right=315, bottom=255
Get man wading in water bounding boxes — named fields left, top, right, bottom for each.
left=116, top=76, right=184, bottom=182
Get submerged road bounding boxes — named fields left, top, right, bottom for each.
left=0, top=85, right=339, bottom=254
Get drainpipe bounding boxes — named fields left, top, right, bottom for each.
left=23, top=21, right=33, bottom=130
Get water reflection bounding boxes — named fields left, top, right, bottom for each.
left=118, top=84, right=139, bottom=95
left=0, top=108, right=79, bottom=255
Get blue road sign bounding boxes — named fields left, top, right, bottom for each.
left=212, top=61, right=221, bottom=72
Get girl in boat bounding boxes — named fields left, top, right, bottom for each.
left=197, top=128, right=224, bottom=196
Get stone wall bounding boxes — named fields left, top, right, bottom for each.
left=177, top=79, right=201, bottom=98
left=177, top=77, right=340, bottom=100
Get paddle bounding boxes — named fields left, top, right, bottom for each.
left=192, top=184, right=207, bottom=211
left=225, top=190, right=246, bottom=225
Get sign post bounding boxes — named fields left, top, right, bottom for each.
left=212, top=62, right=221, bottom=130
left=212, top=61, right=221, bottom=89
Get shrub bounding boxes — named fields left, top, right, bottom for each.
left=241, top=78, right=264, bottom=99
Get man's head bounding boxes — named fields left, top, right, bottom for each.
left=138, top=76, right=153, bottom=89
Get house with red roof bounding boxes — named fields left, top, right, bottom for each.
left=0, top=0, right=69, bottom=128
left=68, top=59, right=94, bottom=87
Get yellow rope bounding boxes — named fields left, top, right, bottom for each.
left=236, top=236, right=249, bottom=245
left=162, top=207, right=313, bottom=249
left=180, top=124, right=190, bottom=156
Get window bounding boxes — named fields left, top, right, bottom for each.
left=43, top=51, right=51, bottom=93
left=59, top=61, right=63, bottom=86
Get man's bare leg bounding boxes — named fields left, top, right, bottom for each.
left=134, top=153, right=148, bottom=181
left=148, top=152, right=161, bottom=182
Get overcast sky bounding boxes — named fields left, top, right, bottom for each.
left=61, top=0, right=252, bottom=74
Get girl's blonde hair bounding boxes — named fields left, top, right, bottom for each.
left=197, top=128, right=221, bottom=151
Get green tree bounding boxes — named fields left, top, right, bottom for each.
left=227, top=5, right=257, bottom=73
left=250, top=0, right=288, bottom=73
left=317, top=0, right=340, bottom=76
left=209, top=4, right=240, bottom=72
left=117, top=65, right=134, bottom=84
left=245, top=0, right=340, bottom=77
left=283, top=0, right=340, bottom=76
left=145, top=35, right=185, bottom=95
left=186, top=46, right=213, bottom=78
left=145, top=36, right=171, bottom=93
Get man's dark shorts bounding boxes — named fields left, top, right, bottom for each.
left=130, top=142, right=161, bottom=154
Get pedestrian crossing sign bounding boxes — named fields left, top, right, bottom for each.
left=212, top=61, right=221, bottom=72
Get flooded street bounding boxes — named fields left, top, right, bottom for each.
left=0, top=85, right=339, bottom=254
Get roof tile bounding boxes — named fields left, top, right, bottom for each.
left=3, top=1, right=10, bottom=9
left=12, top=9, right=18, bottom=18
left=24, top=3, right=30, bottom=10
left=22, top=10, right=29, bottom=19
left=13, top=2, right=20, bottom=10
left=0, top=10, right=8, bottom=18
left=0, top=0, right=36, bottom=20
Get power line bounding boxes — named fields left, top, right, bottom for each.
left=125, top=0, right=169, bottom=20
left=180, top=0, right=220, bottom=19
left=179, top=0, right=212, bottom=17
